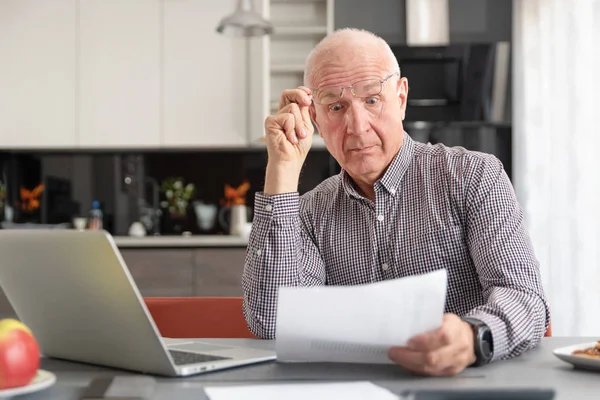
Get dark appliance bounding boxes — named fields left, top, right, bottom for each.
left=390, top=43, right=501, bottom=123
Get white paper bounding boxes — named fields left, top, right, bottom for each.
left=275, top=269, right=447, bottom=364
left=204, top=381, right=399, bottom=400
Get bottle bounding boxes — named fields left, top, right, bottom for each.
left=87, top=200, right=103, bottom=230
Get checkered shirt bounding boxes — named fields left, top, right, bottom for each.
left=242, top=131, right=550, bottom=362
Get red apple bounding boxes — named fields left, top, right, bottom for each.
left=0, top=319, right=40, bottom=389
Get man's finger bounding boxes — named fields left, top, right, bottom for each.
left=265, top=113, right=297, bottom=145
left=387, top=347, right=424, bottom=373
left=285, top=103, right=306, bottom=139
left=388, top=345, right=468, bottom=377
left=422, top=344, right=465, bottom=373
left=278, top=102, right=313, bottom=139
left=281, top=113, right=298, bottom=144
left=407, top=326, right=452, bottom=352
left=279, top=88, right=312, bottom=110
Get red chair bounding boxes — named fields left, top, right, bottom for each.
left=144, top=296, right=552, bottom=339
left=143, top=297, right=257, bottom=339
left=545, top=321, right=552, bottom=337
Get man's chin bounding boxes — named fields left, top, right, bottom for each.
left=346, top=163, right=385, bottom=181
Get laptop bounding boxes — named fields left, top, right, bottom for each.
left=0, top=229, right=276, bottom=377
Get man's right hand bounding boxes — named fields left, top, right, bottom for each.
left=263, top=86, right=315, bottom=195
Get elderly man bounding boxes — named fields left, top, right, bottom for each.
left=242, top=28, right=550, bottom=376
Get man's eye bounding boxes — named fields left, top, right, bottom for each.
left=365, top=97, right=379, bottom=105
left=329, top=103, right=343, bottom=112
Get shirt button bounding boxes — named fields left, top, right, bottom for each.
left=256, top=249, right=262, bottom=256
left=264, top=204, right=273, bottom=212
left=390, top=188, right=396, bottom=195
left=382, top=263, right=389, bottom=271
left=377, top=214, right=384, bottom=222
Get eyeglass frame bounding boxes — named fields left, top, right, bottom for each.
left=309, top=71, right=401, bottom=105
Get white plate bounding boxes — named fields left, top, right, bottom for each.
left=553, top=342, right=600, bottom=371
left=0, top=369, right=56, bottom=398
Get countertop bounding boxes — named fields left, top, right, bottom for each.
left=113, top=235, right=249, bottom=248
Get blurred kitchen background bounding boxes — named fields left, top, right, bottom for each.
left=0, top=0, right=513, bottom=237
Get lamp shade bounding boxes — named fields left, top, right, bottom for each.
left=406, top=0, right=450, bottom=46
left=216, top=0, right=273, bottom=38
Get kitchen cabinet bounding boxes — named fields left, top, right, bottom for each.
left=0, top=0, right=77, bottom=149
left=193, top=249, right=246, bottom=296
left=161, top=0, right=248, bottom=148
left=248, top=0, right=334, bottom=149
left=0, top=0, right=343, bottom=150
left=120, top=249, right=195, bottom=297
left=118, top=247, right=247, bottom=298
left=78, top=0, right=161, bottom=148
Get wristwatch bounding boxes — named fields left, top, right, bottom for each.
left=462, top=317, right=494, bottom=366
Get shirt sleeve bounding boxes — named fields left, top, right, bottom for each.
left=463, top=155, right=551, bottom=362
left=241, top=191, right=326, bottom=339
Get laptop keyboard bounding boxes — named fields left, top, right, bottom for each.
left=168, top=349, right=231, bottom=366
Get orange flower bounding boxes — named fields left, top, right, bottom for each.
left=220, top=180, right=250, bottom=206
left=20, top=184, right=44, bottom=212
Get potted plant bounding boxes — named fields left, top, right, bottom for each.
left=159, top=177, right=195, bottom=233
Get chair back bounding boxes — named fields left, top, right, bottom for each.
left=144, top=296, right=552, bottom=339
left=143, top=297, right=256, bottom=339
left=545, top=322, right=552, bottom=337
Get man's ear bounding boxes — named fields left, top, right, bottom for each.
left=397, top=77, right=409, bottom=107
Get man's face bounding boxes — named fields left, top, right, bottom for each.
left=309, top=56, right=409, bottom=185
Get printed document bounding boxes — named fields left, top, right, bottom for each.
left=275, top=269, right=447, bottom=364
left=204, top=381, right=399, bottom=400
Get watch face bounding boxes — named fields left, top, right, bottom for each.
left=480, top=327, right=494, bottom=361
left=482, top=331, right=493, bottom=355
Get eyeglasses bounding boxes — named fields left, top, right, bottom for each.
left=310, top=72, right=400, bottom=105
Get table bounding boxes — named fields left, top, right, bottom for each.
left=15, top=337, right=600, bottom=400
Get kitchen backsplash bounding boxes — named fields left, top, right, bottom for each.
left=0, top=148, right=337, bottom=236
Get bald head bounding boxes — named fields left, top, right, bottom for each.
left=303, top=28, right=400, bottom=88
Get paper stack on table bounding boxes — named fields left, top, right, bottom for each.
left=204, top=381, right=400, bottom=400
left=274, top=269, right=448, bottom=364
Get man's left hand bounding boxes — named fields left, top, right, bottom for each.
left=387, top=314, right=477, bottom=376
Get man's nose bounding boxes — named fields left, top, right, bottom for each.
left=345, top=102, right=370, bottom=135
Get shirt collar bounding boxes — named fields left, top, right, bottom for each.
left=340, top=131, right=415, bottom=199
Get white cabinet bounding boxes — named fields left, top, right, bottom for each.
left=0, top=0, right=77, bottom=149
left=78, top=0, right=161, bottom=148
left=0, top=0, right=328, bottom=150
left=249, top=0, right=334, bottom=149
left=162, top=0, right=248, bottom=148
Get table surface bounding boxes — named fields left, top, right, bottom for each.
left=11, top=337, right=600, bottom=400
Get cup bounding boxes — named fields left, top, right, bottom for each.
left=193, top=201, right=218, bottom=231
left=73, top=217, right=87, bottom=231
